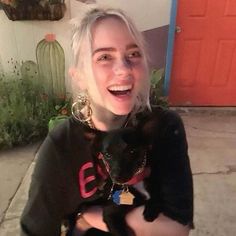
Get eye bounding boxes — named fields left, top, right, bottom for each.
left=97, top=54, right=113, bottom=62
left=127, top=50, right=142, bottom=59
left=103, top=152, right=112, bottom=159
left=129, top=149, right=136, bottom=155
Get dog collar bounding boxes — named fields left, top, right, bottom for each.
left=126, top=167, right=151, bottom=185
left=97, top=151, right=148, bottom=185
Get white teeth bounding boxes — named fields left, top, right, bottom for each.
left=108, top=84, right=132, bottom=91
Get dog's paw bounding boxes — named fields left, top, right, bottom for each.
left=103, top=206, right=133, bottom=236
left=143, top=201, right=161, bottom=222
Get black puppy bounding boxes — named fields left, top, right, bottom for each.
left=79, top=109, right=193, bottom=236
left=96, top=109, right=193, bottom=235
left=73, top=125, right=149, bottom=236
left=98, top=127, right=149, bottom=236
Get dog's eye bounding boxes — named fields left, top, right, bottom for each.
left=130, top=149, right=135, bottom=155
left=104, top=152, right=112, bottom=159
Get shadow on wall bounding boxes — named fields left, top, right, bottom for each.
left=143, top=25, right=169, bottom=70
left=143, top=26, right=169, bottom=107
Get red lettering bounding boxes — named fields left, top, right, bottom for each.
left=78, top=162, right=97, bottom=198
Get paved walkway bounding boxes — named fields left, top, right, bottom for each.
left=0, top=109, right=236, bottom=236
left=0, top=143, right=40, bottom=224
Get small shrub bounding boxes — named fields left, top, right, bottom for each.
left=0, top=67, right=71, bottom=149
left=150, top=68, right=169, bottom=108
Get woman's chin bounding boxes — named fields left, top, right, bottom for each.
left=107, top=93, right=136, bottom=115
left=109, top=104, right=134, bottom=116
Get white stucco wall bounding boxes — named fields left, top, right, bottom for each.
left=0, top=0, right=171, bottom=79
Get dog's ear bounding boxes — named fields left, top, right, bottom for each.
left=84, top=130, right=107, bottom=150
left=142, top=119, right=156, bottom=136
left=138, top=117, right=158, bottom=144
left=121, top=127, right=151, bottom=147
left=122, top=127, right=141, bottom=145
left=95, top=132, right=108, bottom=149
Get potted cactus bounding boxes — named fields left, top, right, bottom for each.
left=0, top=0, right=66, bottom=21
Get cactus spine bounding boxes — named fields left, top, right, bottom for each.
left=36, top=34, right=65, bottom=97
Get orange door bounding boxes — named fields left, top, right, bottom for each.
left=169, top=0, right=236, bottom=106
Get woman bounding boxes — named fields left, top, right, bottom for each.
left=20, top=8, right=193, bottom=236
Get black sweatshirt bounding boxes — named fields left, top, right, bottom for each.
left=20, top=108, right=194, bottom=236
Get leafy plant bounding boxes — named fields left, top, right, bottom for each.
left=0, top=60, right=71, bottom=149
left=150, top=68, right=169, bottom=108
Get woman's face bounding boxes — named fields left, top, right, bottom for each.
left=86, top=17, right=148, bottom=116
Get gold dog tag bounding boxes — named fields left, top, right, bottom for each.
left=119, top=191, right=135, bottom=205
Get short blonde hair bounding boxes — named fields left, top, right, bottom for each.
left=71, top=7, right=151, bottom=113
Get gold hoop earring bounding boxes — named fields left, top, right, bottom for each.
left=71, top=94, right=93, bottom=125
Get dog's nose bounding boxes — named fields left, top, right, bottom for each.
left=111, top=168, right=122, bottom=179
left=112, top=166, right=121, bottom=173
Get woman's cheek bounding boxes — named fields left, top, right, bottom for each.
left=135, top=66, right=148, bottom=82
left=95, top=64, right=113, bottom=78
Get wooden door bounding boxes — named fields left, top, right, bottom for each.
left=169, top=0, right=236, bottom=106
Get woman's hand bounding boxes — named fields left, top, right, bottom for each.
left=80, top=205, right=190, bottom=236
left=126, top=206, right=190, bottom=236
left=78, top=206, right=108, bottom=233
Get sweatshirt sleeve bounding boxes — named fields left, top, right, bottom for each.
left=20, top=135, right=67, bottom=236
left=148, top=110, right=194, bottom=227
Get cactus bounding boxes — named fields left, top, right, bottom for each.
left=36, top=34, right=65, bottom=97
left=20, top=60, right=39, bottom=81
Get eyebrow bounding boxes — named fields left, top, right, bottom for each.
left=92, top=43, right=139, bottom=56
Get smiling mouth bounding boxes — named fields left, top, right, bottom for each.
left=107, top=84, right=132, bottom=96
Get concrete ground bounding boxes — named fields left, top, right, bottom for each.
left=0, top=143, right=40, bottom=223
left=0, top=109, right=235, bottom=236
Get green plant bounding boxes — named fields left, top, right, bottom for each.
left=0, top=61, right=71, bottom=149
left=48, top=95, right=72, bottom=131
left=149, top=68, right=169, bottom=108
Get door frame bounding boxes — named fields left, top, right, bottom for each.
left=164, top=0, right=178, bottom=96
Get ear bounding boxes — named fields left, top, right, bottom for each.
left=92, top=132, right=108, bottom=152
left=142, top=119, right=155, bottom=136
left=69, top=67, right=87, bottom=91
left=138, top=118, right=157, bottom=145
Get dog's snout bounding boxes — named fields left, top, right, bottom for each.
left=111, top=166, right=121, bottom=176
left=110, top=166, right=123, bottom=179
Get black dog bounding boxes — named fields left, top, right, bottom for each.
left=73, top=127, right=148, bottom=236
left=96, top=109, right=193, bottom=235
left=79, top=108, right=193, bottom=236
left=97, top=127, right=150, bottom=236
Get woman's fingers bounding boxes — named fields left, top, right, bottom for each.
left=82, top=206, right=109, bottom=232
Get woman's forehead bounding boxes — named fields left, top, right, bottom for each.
left=91, top=16, right=132, bottom=37
left=91, top=17, right=137, bottom=48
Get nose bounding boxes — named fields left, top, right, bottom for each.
left=113, top=57, right=132, bottom=76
